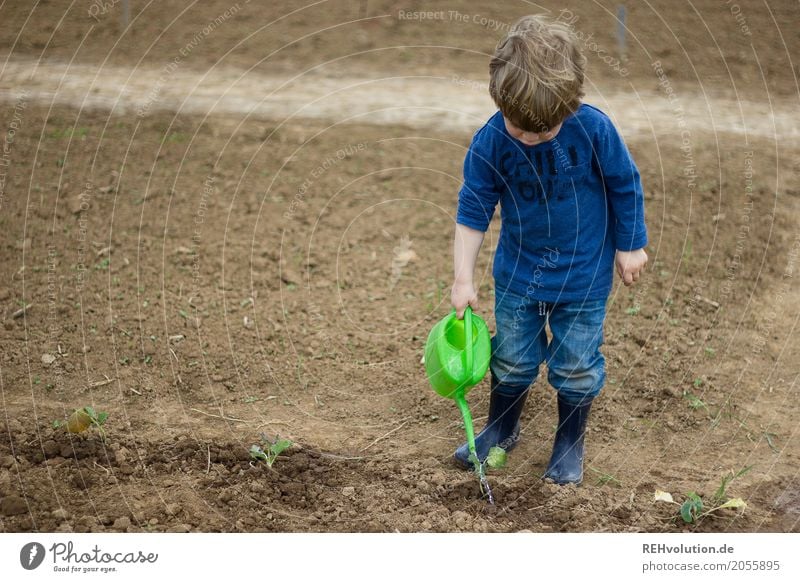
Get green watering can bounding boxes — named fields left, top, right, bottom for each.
left=424, top=306, right=491, bottom=465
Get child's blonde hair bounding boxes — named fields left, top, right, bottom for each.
left=489, top=15, right=585, bottom=133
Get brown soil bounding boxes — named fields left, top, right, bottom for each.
left=1, top=1, right=800, bottom=533
left=0, top=0, right=797, bottom=98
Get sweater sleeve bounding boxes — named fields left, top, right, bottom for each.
left=595, top=119, right=649, bottom=251
left=456, top=128, right=500, bottom=232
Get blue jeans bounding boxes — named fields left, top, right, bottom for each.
left=490, top=287, right=607, bottom=405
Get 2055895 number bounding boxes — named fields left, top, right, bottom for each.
left=729, top=560, right=780, bottom=571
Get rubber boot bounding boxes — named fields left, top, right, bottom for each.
left=453, top=375, right=529, bottom=469
left=543, top=396, right=593, bottom=484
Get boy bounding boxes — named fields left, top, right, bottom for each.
left=451, top=15, right=648, bottom=484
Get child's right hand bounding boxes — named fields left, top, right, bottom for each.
left=451, top=281, right=478, bottom=319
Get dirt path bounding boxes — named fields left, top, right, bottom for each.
left=0, top=56, right=797, bottom=140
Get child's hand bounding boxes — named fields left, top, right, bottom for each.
left=615, top=248, right=648, bottom=286
left=451, top=281, right=478, bottom=319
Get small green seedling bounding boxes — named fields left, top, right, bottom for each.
left=680, top=492, right=705, bottom=523
left=654, top=466, right=751, bottom=524
left=589, top=466, right=621, bottom=487
left=682, top=390, right=708, bottom=411
left=249, top=434, right=293, bottom=468
left=54, top=406, right=109, bottom=440
left=753, top=427, right=779, bottom=453
left=713, top=465, right=753, bottom=505
left=486, top=446, right=507, bottom=469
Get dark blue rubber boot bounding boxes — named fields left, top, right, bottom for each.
left=453, top=376, right=529, bottom=469
left=543, top=396, right=593, bottom=484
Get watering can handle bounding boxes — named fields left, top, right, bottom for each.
left=464, top=306, right=473, bottom=381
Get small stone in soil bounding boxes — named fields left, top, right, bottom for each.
left=71, top=472, right=94, bottom=490
left=1, top=495, right=27, bottom=516
left=52, top=508, right=69, bottom=521
left=78, top=516, right=97, bottom=528
left=43, top=440, right=60, bottom=457
left=115, top=448, right=129, bottom=464
left=6, top=419, right=23, bottom=433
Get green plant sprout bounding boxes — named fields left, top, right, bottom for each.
left=746, top=426, right=779, bottom=453
left=249, top=434, right=293, bottom=468
left=589, top=466, right=621, bottom=487
left=654, top=466, right=752, bottom=524
left=682, top=240, right=693, bottom=262
left=682, top=390, right=708, bottom=411
left=713, top=466, right=753, bottom=504
left=54, top=406, right=109, bottom=440
left=763, top=430, right=779, bottom=453
left=486, top=447, right=507, bottom=469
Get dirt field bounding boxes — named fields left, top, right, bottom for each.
left=1, top=1, right=799, bottom=533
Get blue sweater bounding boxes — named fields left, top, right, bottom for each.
left=456, top=104, right=648, bottom=302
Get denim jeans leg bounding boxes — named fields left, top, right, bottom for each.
left=490, top=287, right=548, bottom=393
left=545, top=299, right=607, bottom=405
